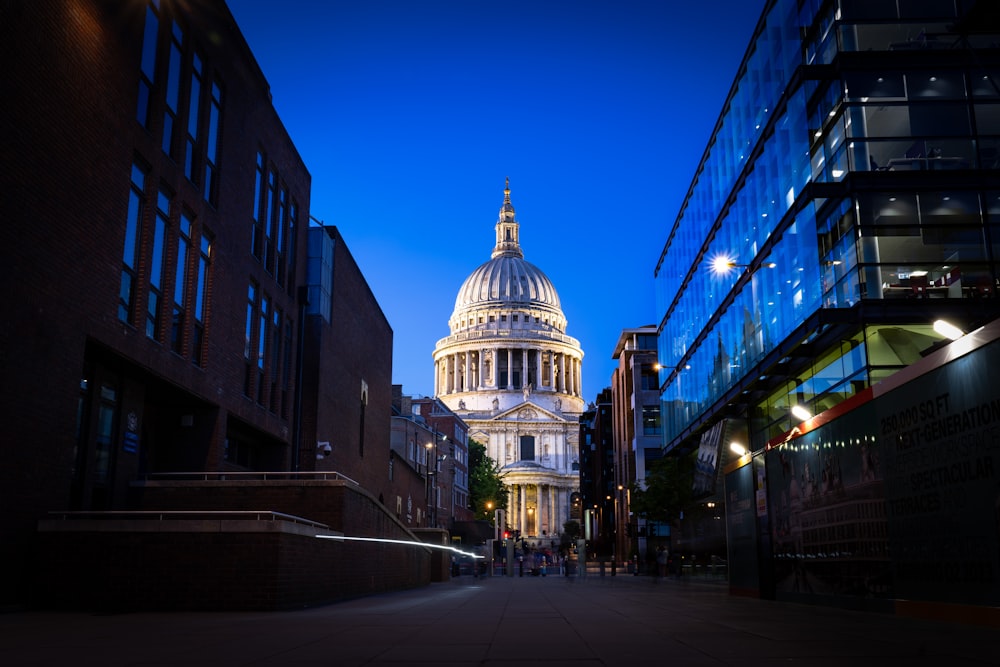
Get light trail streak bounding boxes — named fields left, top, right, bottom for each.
left=316, top=534, right=484, bottom=559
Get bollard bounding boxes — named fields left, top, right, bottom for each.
left=599, top=560, right=605, bottom=577
left=611, top=559, right=616, bottom=576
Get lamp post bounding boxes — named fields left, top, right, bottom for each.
left=425, top=432, right=448, bottom=528
left=425, top=440, right=435, bottom=527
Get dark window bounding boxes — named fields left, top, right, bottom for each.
left=146, top=188, right=170, bottom=340
left=520, top=435, right=535, bottom=461
left=192, top=231, right=211, bottom=365
left=136, top=3, right=160, bottom=128
left=257, top=295, right=269, bottom=405
left=642, top=406, right=662, bottom=435
left=185, top=52, right=203, bottom=182
left=251, top=150, right=265, bottom=259
left=203, top=80, right=222, bottom=205
left=275, top=185, right=288, bottom=285
left=244, top=282, right=257, bottom=396
left=286, top=200, right=298, bottom=295
left=171, top=211, right=192, bottom=353
left=264, top=169, right=277, bottom=274
left=641, top=366, right=658, bottom=390
left=162, top=20, right=182, bottom=156
left=270, top=306, right=281, bottom=413
left=120, top=162, right=147, bottom=324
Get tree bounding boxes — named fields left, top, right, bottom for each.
left=559, top=519, right=581, bottom=550
left=629, top=454, right=694, bottom=525
left=468, top=439, right=507, bottom=524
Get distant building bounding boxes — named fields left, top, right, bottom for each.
left=578, top=389, right=614, bottom=557
left=390, top=387, right=441, bottom=528
left=433, top=180, right=583, bottom=542
left=411, top=397, right=473, bottom=529
left=609, top=326, right=662, bottom=562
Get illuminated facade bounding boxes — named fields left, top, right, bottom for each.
left=434, top=180, right=584, bottom=541
left=655, top=0, right=1000, bottom=457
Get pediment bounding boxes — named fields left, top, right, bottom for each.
left=490, top=400, right=566, bottom=423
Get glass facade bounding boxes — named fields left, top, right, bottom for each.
left=655, top=0, right=1000, bottom=452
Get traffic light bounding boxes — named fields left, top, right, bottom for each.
left=503, top=530, right=510, bottom=539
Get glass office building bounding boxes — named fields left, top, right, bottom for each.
left=655, top=0, right=1000, bottom=455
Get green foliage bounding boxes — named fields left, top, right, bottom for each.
left=468, top=439, right=507, bottom=523
left=562, top=520, right=581, bottom=539
left=629, top=454, right=694, bottom=524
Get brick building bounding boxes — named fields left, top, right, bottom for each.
left=3, top=0, right=413, bottom=609
left=411, top=396, right=474, bottom=529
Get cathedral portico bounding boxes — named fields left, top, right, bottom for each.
left=434, top=180, right=583, bottom=538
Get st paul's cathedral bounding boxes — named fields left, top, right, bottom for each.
left=434, top=180, right=584, bottom=543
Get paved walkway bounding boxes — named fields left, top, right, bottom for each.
left=3, top=574, right=999, bottom=666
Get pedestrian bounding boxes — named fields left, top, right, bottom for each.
left=656, top=546, right=668, bottom=579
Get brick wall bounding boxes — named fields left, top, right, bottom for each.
left=32, top=480, right=434, bottom=611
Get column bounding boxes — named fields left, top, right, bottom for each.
left=540, top=484, right=549, bottom=536
left=497, top=347, right=512, bottom=389
left=549, top=485, right=562, bottom=535
left=519, top=348, right=528, bottom=388
left=548, top=351, right=556, bottom=390
left=509, top=483, right=517, bottom=532
left=464, top=350, right=472, bottom=392
left=536, top=350, right=543, bottom=392
left=519, top=485, right=527, bottom=535
left=478, top=349, right=485, bottom=389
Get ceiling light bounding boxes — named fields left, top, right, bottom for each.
left=791, top=405, right=812, bottom=421
left=729, top=442, right=747, bottom=456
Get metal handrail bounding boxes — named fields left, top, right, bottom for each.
left=144, top=471, right=360, bottom=485
left=46, top=510, right=330, bottom=529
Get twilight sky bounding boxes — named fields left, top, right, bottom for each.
left=228, top=0, right=766, bottom=400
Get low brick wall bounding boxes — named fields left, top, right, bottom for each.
left=33, top=480, right=434, bottom=611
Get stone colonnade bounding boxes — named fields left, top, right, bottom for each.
left=435, top=348, right=581, bottom=397
left=506, top=481, right=572, bottom=539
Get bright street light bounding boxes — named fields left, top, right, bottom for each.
left=711, top=255, right=742, bottom=274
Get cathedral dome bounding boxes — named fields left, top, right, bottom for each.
left=449, top=178, right=565, bottom=329
left=453, top=255, right=562, bottom=312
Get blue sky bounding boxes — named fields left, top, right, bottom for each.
left=228, top=0, right=766, bottom=400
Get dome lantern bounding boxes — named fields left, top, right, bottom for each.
left=492, top=176, right=522, bottom=259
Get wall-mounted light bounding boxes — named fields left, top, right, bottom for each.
left=711, top=255, right=746, bottom=274
left=933, top=319, right=964, bottom=341
left=729, top=442, right=747, bottom=456
left=791, top=405, right=812, bottom=422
